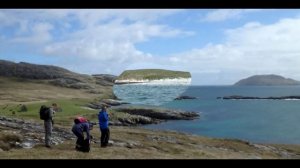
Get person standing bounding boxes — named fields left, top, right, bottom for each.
left=98, top=105, right=110, bottom=147
left=40, top=103, right=56, bottom=148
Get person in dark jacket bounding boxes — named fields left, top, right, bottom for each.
left=98, top=105, right=110, bottom=147
left=72, top=118, right=91, bottom=152
left=42, top=103, right=56, bottom=148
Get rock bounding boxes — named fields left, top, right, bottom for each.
left=86, top=103, right=102, bottom=109
left=108, top=140, right=114, bottom=146
left=113, top=142, right=127, bottom=147
left=220, top=95, right=300, bottom=100
left=108, top=121, right=124, bottom=126
left=18, top=105, right=28, bottom=112
left=147, top=135, right=177, bottom=143
left=101, top=99, right=129, bottom=106
left=175, top=96, right=197, bottom=100
left=0, top=116, right=75, bottom=149
left=92, top=74, right=117, bottom=86
left=21, top=142, right=35, bottom=149
left=114, top=106, right=199, bottom=120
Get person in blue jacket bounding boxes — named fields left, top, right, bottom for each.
left=72, top=117, right=91, bottom=152
left=98, top=104, right=110, bottom=147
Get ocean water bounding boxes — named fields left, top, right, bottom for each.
left=113, top=84, right=190, bottom=106
left=114, top=85, right=300, bottom=144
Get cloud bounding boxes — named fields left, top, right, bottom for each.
left=167, top=17, right=300, bottom=84
left=0, top=9, right=192, bottom=75
left=2, top=9, right=300, bottom=85
left=10, top=22, right=53, bottom=44
left=202, top=9, right=261, bottom=22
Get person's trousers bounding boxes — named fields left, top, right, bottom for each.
left=75, top=135, right=90, bottom=152
left=44, top=120, right=53, bottom=146
left=100, top=128, right=110, bottom=146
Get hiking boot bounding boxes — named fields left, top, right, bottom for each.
left=101, top=143, right=108, bottom=148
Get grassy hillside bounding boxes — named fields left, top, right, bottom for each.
left=116, top=69, right=191, bottom=81
left=0, top=77, right=114, bottom=105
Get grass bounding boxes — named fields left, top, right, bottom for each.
left=117, top=69, right=191, bottom=81
left=0, top=98, right=100, bottom=126
left=1, top=126, right=300, bottom=159
left=0, top=76, right=113, bottom=105
left=0, top=131, right=22, bottom=151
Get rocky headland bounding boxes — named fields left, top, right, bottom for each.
left=114, top=69, right=191, bottom=85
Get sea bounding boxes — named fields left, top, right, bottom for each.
left=113, top=85, right=300, bottom=144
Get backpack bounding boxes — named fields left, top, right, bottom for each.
left=74, top=117, right=95, bottom=130
left=39, top=105, right=50, bottom=120
left=76, top=116, right=88, bottom=123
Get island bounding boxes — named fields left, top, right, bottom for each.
left=234, top=74, right=300, bottom=86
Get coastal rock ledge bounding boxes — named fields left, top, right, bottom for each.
left=113, top=106, right=199, bottom=120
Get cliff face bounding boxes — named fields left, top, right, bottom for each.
left=115, top=69, right=191, bottom=84
left=234, top=74, right=300, bottom=86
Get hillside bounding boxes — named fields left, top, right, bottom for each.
left=0, top=60, right=77, bottom=79
left=0, top=60, right=118, bottom=104
left=0, top=60, right=117, bottom=94
left=115, top=69, right=191, bottom=84
left=234, top=74, right=300, bottom=86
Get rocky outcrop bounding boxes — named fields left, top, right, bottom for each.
left=175, top=96, right=197, bottom=100
left=114, top=106, right=199, bottom=120
left=86, top=102, right=199, bottom=126
left=101, top=99, right=130, bottom=106
left=219, top=95, right=300, bottom=100
left=0, top=116, right=75, bottom=150
left=86, top=99, right=129, bottom=109
left=234, top=74, right=300, bottom=86
left=92, top=74, right=117, bottom=86
left=116, top=115, right=158, bottom=126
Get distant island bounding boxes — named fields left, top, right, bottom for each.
left=114, top=69, right=191, bottom=84
left=234, top=74, right=300, bottom=86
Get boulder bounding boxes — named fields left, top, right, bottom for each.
left=175, top=95, right=197, bottom=100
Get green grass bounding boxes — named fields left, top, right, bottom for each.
left=117, top=69, right=191, bottom=81
left=0, top=98, right=99, bottom=126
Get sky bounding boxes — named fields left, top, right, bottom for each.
left=1, top=9, right=300, bottom=85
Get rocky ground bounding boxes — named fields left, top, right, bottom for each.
left=1, top=116, right=300, bottom=159
left=0, top=116, right=74, bottom=149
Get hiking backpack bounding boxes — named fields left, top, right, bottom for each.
left=76, top=116, right=88, bottom=123
left=39, top=105, right=50, bottom=120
